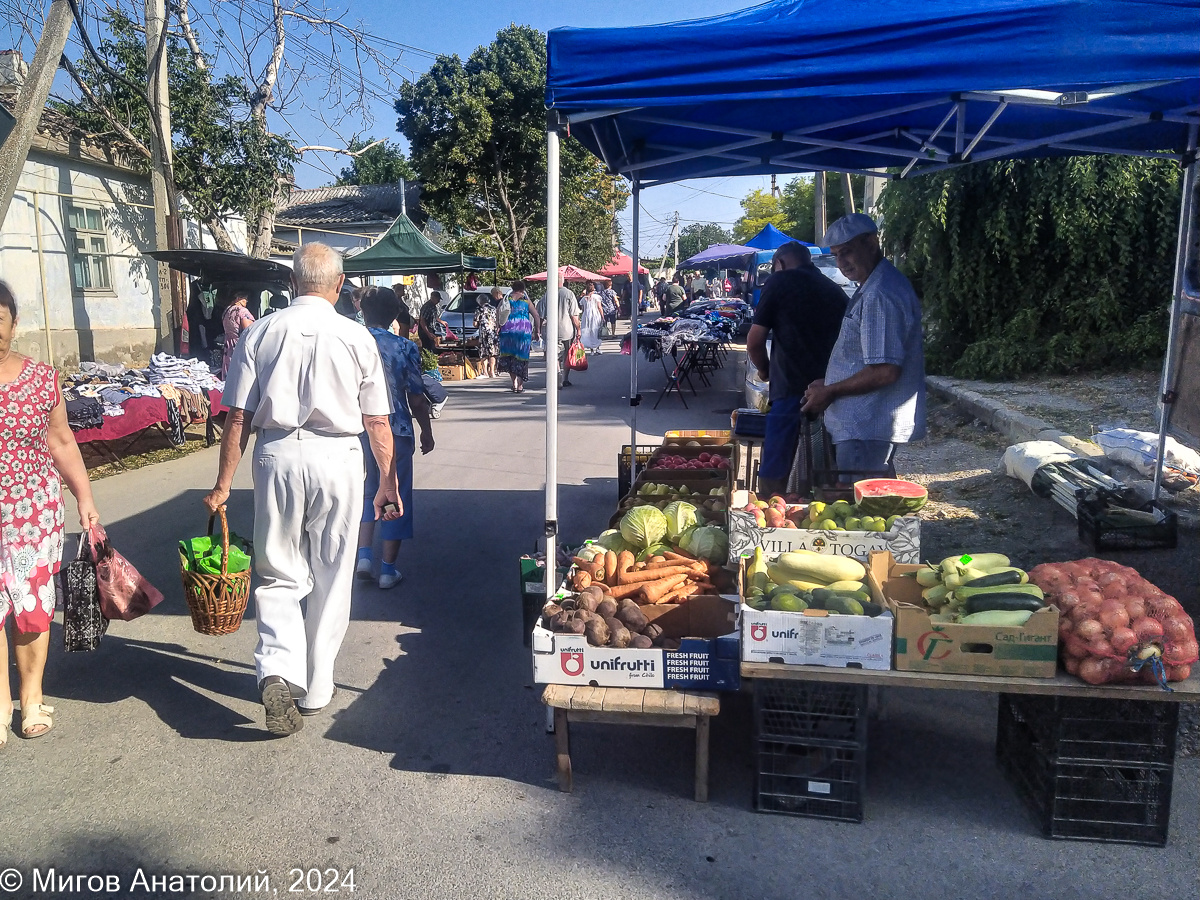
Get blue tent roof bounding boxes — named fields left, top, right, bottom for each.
left=747, top=224, right=798, bottom=249
left=546, top=0, right=1200, bottom=185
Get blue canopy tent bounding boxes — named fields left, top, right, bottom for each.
left=537, top=0, right=1200, bottom=581
left=746, top=224, right=795, bottom=250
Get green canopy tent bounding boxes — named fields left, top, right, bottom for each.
left=341, top=214, right=496, bottom=276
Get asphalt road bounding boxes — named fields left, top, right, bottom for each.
left=2, top=332, right=1194, bottom=899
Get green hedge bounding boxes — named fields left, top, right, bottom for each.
left=879, top=156, right=1180, bottom=379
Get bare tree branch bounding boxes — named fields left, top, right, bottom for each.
left=58, top=54, right=154, bottom=159
left=291, top=137, right=384, bottom=156
left=169, top=0, right=207, bottom=70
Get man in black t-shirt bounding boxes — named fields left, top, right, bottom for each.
left=747, top=242, right=847, bottom=495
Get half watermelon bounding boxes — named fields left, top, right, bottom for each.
left=853, top=478, right=928, bottom=518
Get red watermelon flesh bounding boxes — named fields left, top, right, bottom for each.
left=853, top=479, right=927, bottom=518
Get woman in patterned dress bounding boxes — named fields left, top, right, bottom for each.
left=0, top=282, right=101, bottom=743
left=497, top=280, right=542, bottom=394
left=221, top=292, right=255, bottom=378
left=473, top=287, right=502, bottom=378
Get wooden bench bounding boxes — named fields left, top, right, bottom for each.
left=541, top=685, right=720, bottom=801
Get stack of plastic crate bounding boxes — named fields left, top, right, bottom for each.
left=996, top=693, right=1178, bottom=845
left=753, top=680, right=868, bottom=822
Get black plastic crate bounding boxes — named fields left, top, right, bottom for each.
left=997, top=695, right=1175, bottom=845
left=755, top=740, right=865, bottom=822
left=754, top=680, right=867, bottom=746
left=618, top=445, right=656, bottom=502
left=1077, top=496, right=1178, bottom=551
left=1003, top=694, right=1177, bottom=765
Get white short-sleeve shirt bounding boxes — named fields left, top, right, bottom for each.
left=223, top=295, right=392, bottom=435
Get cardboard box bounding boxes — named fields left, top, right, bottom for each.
left=867, top=550, right=1060, bottom=678
left=738, top=555, right=893, bottom=670
left=727, top=489, right=920, bottom=565
left=532, top=594, right=740, bottom=690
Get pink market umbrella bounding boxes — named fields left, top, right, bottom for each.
left=599, top=251, right=648, bottom=277
left=524, top=265, right=610, bottom=284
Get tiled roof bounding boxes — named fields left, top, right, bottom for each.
left=275, top=183, right=423, bottom=227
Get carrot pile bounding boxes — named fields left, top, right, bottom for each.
left=570, top=548, right=723, bottom=604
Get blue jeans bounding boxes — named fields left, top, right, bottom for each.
left=760, top=395, right=802, bottom=481
left=834, top=440, right=896, bottom=480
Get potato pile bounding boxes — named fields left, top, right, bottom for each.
left=543, top=586, right=680, bottom=649
left=569, top=548, right=728, bottom=604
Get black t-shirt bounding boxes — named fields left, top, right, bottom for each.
left=752, top=266, right=848, bottom=398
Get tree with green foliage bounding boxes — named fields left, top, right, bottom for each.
left=677, top=222, right=734, bottom=262
left=55, top=11, right=296, bottom=254
left=336, top=138, right=415, bottom=186
left=732, top=189, right=786, bottom=244
left=779, top=175, right=866, bottom=243
left=396, top=25, right=626, bottom=281
left=879, top=156, right=1180, bottom=378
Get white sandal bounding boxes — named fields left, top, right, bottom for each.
left=21, top=703, right=54, bottom=739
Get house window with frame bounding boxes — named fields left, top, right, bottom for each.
left=67, top=203, right=112, bottom=291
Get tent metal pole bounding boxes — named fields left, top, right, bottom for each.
left=629, top=181, right=641, bottom=484
left=1153, top=126, right=1199, bottom=500
left=545, top=125, right=561, bottom=603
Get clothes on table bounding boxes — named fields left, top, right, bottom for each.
left=0, top=359, right=66, bottom=634
left=65, top=397, right=104, bottom=431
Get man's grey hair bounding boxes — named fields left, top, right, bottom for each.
left=293, top=243, right=343, bottom=293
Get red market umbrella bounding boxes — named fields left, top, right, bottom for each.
left=599, top=251, right=648, bottom=277
left=525, top=265, right=610, bottom=283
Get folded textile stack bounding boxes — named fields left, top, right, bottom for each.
left=148, top=353, right=222, bottom=392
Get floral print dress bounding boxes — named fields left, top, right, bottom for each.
left=0, top=359, right=65, bottom=633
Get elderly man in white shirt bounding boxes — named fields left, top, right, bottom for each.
left=204, top=243, right=401, bottom=736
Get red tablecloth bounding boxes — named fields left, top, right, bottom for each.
left=73, top=389, right=226, bottom=444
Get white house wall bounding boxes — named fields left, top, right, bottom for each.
left=0, top=148, right=158, bottom=365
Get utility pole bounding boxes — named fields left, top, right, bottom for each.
left=672, top=212, right=679, bottom=274
left=813, top=172, right=827, bottom=244
left=145, top=0, right=177, bottom=351
left=770, top=174, right=780, bottom=198
left=841, top=173, right=855, bottom=215
left=0, top=1, right=73, bottom=229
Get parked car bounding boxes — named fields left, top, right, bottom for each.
left=442, top=286, right=511, bottom=341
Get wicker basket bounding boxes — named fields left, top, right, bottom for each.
left=180, top=506, right=251, bottom=636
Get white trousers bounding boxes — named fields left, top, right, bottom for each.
left=252, top=429, right=363, bottom=708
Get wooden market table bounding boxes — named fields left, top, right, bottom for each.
left=742, top=661, right=1198, bottom=842
left=741, top=662, right=1200, bottom=701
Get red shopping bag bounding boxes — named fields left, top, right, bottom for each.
left=92, top=526, right=165, bottom=621
left=567, top=338, right=588, bottom=371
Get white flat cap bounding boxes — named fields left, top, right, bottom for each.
left=823, top=213, right=878, bottom=247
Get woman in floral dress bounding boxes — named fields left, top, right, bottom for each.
left=221, top=292, right=255, bottom=378
left=0, top=282, right=102, bottom=743
left=473, top=288, right=502, bottom=378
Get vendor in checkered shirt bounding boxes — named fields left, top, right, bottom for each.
left=801, top=214, right=926, bottom=478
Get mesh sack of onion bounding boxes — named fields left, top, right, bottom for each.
left=1029, top=558, right=1198, bottom=686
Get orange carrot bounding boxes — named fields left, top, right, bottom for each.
left=604, top=550, right=618, bottom=584
left=617, top=565, right=693, bottom=585
left=639, top=573, right=690, bottom=603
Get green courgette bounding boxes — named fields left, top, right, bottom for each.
left=959, top=609, right=1035, bottom=626
left=960, top=567, right=1028, bottom=589
left=963, top=593, right=1045, bottom=615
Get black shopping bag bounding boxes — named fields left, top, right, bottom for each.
left=60, top=533, right=107, bottom=652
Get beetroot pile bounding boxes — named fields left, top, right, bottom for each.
left=1030, top=558, right=1198, bottom=685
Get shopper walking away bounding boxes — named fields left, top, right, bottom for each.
left=204, top=243, right=400, bottom=736
left=802, top=214, right=926, bottom=478
left=579, top=281, right=604, bottom=354
left=354, top=289, right=435, bottom=590
left=746, top=242, right=846, bottom=496
left=662, top=275, right=687, bottom=316
left=474, top=288, right=502, bottom=377
left=556, top=284, right=582, bottom=388
left=0, top=281, right=102, bottom=743
left=221, top=291, right=255, bottom=378
left=600, top=284, right=619, bottom=337
left=498, top=280, right=541, bottom=394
